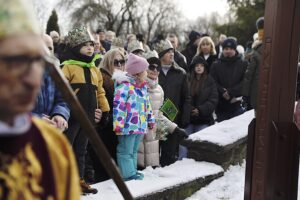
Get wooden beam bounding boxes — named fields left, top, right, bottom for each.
left=246, top=0, right=300, bottom=199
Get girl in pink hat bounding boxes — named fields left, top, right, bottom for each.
left=113, top=53, right=155, bottom=181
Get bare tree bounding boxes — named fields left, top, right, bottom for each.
left=58, top=0, right=185, bottom=42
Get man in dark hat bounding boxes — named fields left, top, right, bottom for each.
left=181, top=30, right=202, bottom=68
left=210, top=38, right=248, bottom=122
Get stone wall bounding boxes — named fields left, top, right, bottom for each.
left=182, top=136, right=247, bottom=170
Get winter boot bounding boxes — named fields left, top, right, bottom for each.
left=80, top=179, right=98, bottom=194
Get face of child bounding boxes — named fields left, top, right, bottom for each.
left=194, top=63, right=205, bottom=75
left=201, top=42, right=211, bottom=55
left=79, top=41, right=94, bottom=57
left=136, top=70, right=147, bottom=82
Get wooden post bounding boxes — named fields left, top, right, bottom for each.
left=245, top=0, right=300, bottom=199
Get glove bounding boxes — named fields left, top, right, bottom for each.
left=173, top=127, right=188, bottom=140
left=148, top=123, right=155, bottom=130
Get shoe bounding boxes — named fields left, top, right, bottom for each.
left=124, top=173, right=144, bottom=181
left=80, top=179, right=98, bottom=194
left=136, top=172, right=144, bottom=179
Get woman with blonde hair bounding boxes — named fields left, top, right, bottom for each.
left=89, top=48, right=126, bottom=182
left=194, top=36, right=217, bottom=73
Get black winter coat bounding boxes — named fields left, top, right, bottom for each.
left=190, top=75, right=218, bottom=125
left=210, top=55, right=248, bottom=114
left=174, top=50, right=188, bottom=72
left=159, top=63, right=191, bottom=128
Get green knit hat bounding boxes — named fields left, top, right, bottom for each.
left=68, top=27, right=94, bottom=48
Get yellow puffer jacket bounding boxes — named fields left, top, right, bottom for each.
left=62, top=63, right=109, bottom=121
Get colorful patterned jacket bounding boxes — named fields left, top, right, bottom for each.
left=112, top=70, right=155, bottom=135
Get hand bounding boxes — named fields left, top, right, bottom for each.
left=223, top=91, right=231, bottom=100
left=52, top=115, right=68, bottom=131
left=42, top=114, right=56, bottom=126
left=191, top=108, right=199, bottom=116
left=148, top=123, right=155, bottom=130
left=95, top=109, right=102, bottom=123
left=173, top=127, right=188, bottom=140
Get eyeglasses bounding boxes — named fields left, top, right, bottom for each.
left=113, top=59, right=125, bottom=66
left=148, top=64, right=161, bottom=72
left=0, top=55, right=45, bottom=77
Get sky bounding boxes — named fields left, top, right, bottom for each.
left=45, top=0, right=229, bottom=21
left=177, top=0, right=230, bottom=20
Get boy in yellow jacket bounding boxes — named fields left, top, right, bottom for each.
left=62, top=27, right=110, bottom=194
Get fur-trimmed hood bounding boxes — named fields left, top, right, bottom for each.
left=111, top=69, right=131, bottom=84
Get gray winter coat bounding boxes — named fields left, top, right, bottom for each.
left=242, top=42, right=262, bottom=109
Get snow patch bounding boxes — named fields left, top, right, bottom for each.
left=81, top=159, right=223, bottom=200
left=189, top=110, right=254, bottom=146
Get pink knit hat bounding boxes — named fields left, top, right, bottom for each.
left=125, top=53, right=149, bottom=75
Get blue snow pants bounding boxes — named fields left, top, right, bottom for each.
left=117, top=134, right=143, bottom=180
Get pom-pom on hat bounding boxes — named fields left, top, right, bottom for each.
left=68, top=27, right=94, bottom=48
left=222, top=38, right=237, bottom=50
left=125, top=53, right=149, bottom=75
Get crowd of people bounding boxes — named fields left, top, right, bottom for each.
left=5, top=0, right=298, bottom=199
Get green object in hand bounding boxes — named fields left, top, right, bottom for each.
left=160, top=98, right=178, bottom=121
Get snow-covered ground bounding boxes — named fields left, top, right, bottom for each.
left=185, top=161, right=246, bottom=200
left=81, top=159, right=223, bottom=200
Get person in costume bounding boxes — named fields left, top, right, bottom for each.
left=0, top=0, right=80, bottom=199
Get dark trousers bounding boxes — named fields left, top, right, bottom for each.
left=65, top=123, right=88, bottom=178
left=89, top=126, right=118, bottom=182
left=216, top=106, right=245, bottom=122
left=159, top=132, right=180, bottom=167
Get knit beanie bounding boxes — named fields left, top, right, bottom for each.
left=68, top=27, right=94, bottom=48
left=188, top=30, right=201, bottom=43
left=222, top=38, right=237, bottom=50
left=153, top=40, right=173, bottom=58
left=125, top=53, right=149, bottom=75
